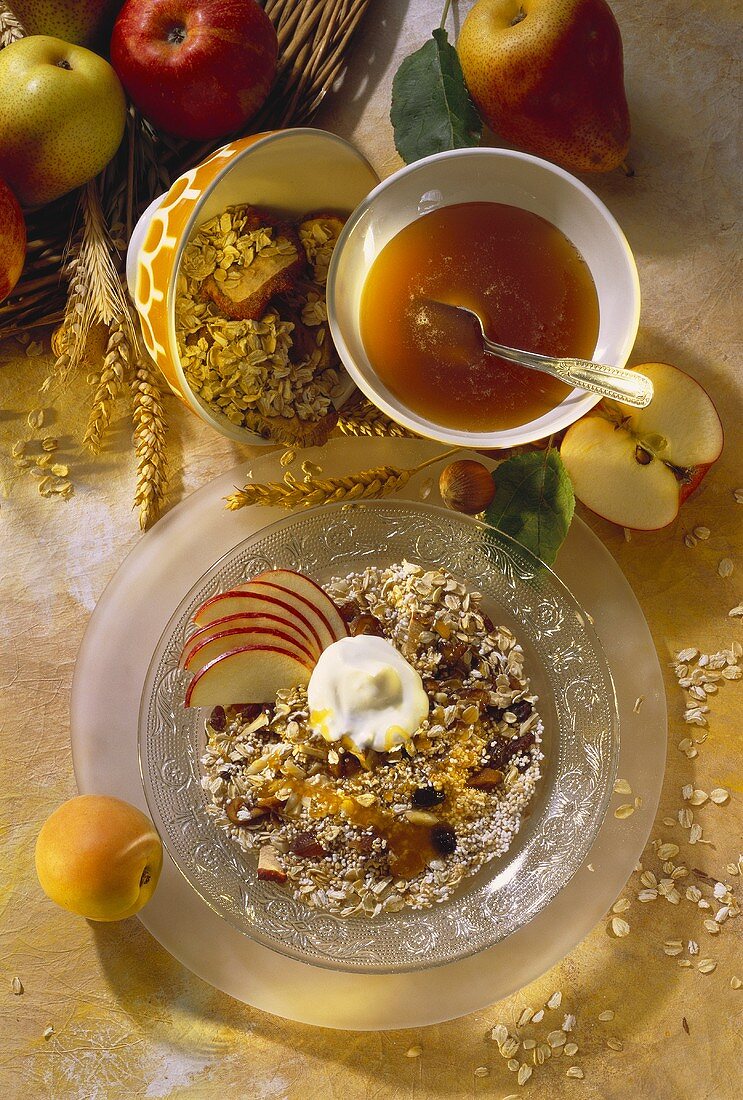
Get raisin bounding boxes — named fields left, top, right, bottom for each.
left=412, top=785, right=446, bottom=809
left=511, top=700, right=533, bottom=722
left=350, top=613, right=385, bottom=637
left=431, top=824, right=457, bottom=856
left=208, top=705, right=226, bottom=731
left=329, top=752, right=361, bottom=779
left=487, top=705, right=505, bottom=723
left=338, top=599, right=362, bottom=625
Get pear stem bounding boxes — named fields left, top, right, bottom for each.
left=439, top=0, right=452, bottom=31
left=511, top=6, right=527, bottom=26
left=620, top=160, right=635, bottom=177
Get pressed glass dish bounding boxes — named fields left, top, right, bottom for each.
left=138, top=500, right=619, bottom=973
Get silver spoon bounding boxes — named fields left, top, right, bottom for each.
left=426, top=300, right=653, bottom=409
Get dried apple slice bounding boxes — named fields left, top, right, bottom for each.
left=561, top=362, right=723, bottom=530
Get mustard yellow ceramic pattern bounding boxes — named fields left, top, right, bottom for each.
left=135, top=135, right=266, bottom=400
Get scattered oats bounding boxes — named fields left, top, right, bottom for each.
left=676, top=647, right=699, bottom=663
left=713, top=882, right=727, bottom=899
left=640, top=871, right=658, bottom=888
left=726, top=863, right=740, bottom=876
left=612, top=898, right=631, bottom=913
left=491, top=1025, right=509, bottom=1046
left=611, top=916, right=630, bottom=936
left=722, top=665, right=742, bottom=679
left=27, top=409, right=44, bottom=430
left=715, top=906, right=730, bottom=923
left=678, top=959, right=692, bottom=968
left=689, top=824, right=703, bottom=844
left=731, top=976, right=742, bottom=989
left=703, top=919, right=720, bottom=935
left=606, top=1038, right=624, bottom=1051
left=658, top=843, right=680, bottom=860
left=474, top=1066, right=489, bottom=1078
left=614, top=803, right=635, bottom=819
left=678, top=738, right=693, bottom=752
left=517, top=1064, right=532, bottom=1085
left=718, top=558, right=734, bottom=578
left=679, top=809, right=694, bottom=828
left=279, top=449, right=296, bottom=467
left=522, top=1039, right=537, bottom=1050
left=564, top=1043, right=579, bottom=1057
left=663, top=817, right=677, bottom=827
left=562, top=1014, right=576, bottom=1032
left=419, top=477, right=434, bottom=501
left=502, top=1095, right=519, bottom=1100
left=613, top=779, right=632, bottom=795
left=11, top=977, right=23, bottom=995
left=638, top=889, right=658, bottom=902
left=41, top=436, right=58, bottom=452
left=689, top=790, right=708, bottom=806
left=43, top=1026, right=54, bottom=1041
left=518, top=1007, right=534, bottom=1027
left=405, top=1046, right=422, bottom=1058
left=507, top=1058, right=519, bottom=1072
left=693, top=526, right=711, bottom=540
left=566, top=1067, right=584, bottom=1079
left=728, top=604, right=743, bottom=618
left=684, top=533, right=698, bottom=548
left=501, top=1038, right=520, bottom=1059
left=664, top=941, right=684, bottom=956
left=586, top=864, right=595, bottom=873
left=634, top=796, right=643, bottom=808
left=688, top=940, right=699, bottom=955
left=547, top=1030, right=567, bottom=1048
left=531, top=1010, right=544, bottom=1023
left=686, top=885, right=702, bottom=902
left=697, top=959, right=717, bottom=974
left=672, top=866, right=689, bottom=880
left=547, top=992, right=562, bottom=1009
left=710, top=788, right=729, bottom=805
left=633, top=696, right=644, bottom=713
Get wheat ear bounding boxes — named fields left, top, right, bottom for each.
left=0, top=4, right=25, bottom=47
left=335, top=399, right=416, bottom=438
left=225, top=448, right=460, bottom=511
left=83, top=322, right=132, bottom=453
left=131, top=350, right=169, bottom=530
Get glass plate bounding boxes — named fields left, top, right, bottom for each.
left=139, top=499, right=619, bottom=973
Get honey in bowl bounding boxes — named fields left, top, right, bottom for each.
left=359, top=201, right=600, bottom=432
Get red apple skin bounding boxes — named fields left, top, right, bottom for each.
left=0, top=179, right=26, bottom=303
left=110, top=0, right=278, bottom=140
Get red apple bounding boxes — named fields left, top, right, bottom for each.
left=560, top=362, right=724, bottom=530
left=110, top=0, right=278, bottom=140
left=0, top=179, right=25, bottom=303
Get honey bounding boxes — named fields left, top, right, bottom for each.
left=359, top=201, right=600, bottom=432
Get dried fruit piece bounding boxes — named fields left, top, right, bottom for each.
left=257, top=844, right=287, bottom=883
left=431, top=824, right=457, bottom=856
left=292, top=831, right=327, bottom=859
left=467, top=767, right=504, bottom=791
left=411, top=785, right=446, bottom=809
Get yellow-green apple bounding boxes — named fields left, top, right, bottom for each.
left=457, top=0, right=630, bottom=172
left=185, top=644, right=313, bottom=706
left=110, top=0, right=278, bottom=140
left=560, top=363, right=723, bottom=530
left=0, top=36, right=126, bottom=207
left=0, top=180, right=26, bottom=302
left=9, top=1, right=123, bottom=48
left=35, top=795, right=163, bottom=921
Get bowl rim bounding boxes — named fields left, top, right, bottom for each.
left=326, top=146, right=642, bottom=448
left=164, top=127, right=378, bottom=446
left=137, top=497, right=620, bottom=974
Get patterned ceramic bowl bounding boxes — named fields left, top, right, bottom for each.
left=139, top=500, right=620, bottom=973
left=125, top=129, right=379, bottom=445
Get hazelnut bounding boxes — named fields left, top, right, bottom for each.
left=439, top=460, right=495, bottom=514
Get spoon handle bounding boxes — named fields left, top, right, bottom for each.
left=482, top=339, right=654, bottom=409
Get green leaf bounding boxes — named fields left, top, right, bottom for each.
left=484, top=449, right=575, bottom=567
left=390, top=28, right=482, bottom=165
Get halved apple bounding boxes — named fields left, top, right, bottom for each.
left=183, top=626, right=315, bottom=672
left=249, top=569, right=348, bottom=646
left=561, top=362, right=723, bottom=530
left=180, top=612, right=320, bottom=668
left=185, top=645, right=312, bottom=707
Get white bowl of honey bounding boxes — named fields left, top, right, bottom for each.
left=326, top=148, right=641, bottom=447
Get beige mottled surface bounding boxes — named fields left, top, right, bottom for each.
left=1, top=1, right=741, bottom=1096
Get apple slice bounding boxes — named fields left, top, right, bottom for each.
left=194, top=588, right=322, bottom=650
left=183, top=626, right=315, bottom=673
left=561, top=362, right=723, bottom=530
left=249, top=569, right=348, bottom=645
left=180, top=612, right=320, bottom=668
left=185, top=645, right=311, bottom=707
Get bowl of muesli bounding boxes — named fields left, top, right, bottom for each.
left=139, top=500, right=619, bottom=972
left=126, top=128, right=379, bottom=447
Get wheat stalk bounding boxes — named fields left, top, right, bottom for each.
left=335, top=399, right=417, bottom=439
left=0, top=4, right=25, bottom=47
left=225, top=448, right=460, bottom=511
left=131, top=349, right=169, bottom=530
left=83, top=321, right=132, bottom=454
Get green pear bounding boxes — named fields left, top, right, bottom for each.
left=10, top=1, right=123, bottom=49
left=0, top=36, right=126, bottom=207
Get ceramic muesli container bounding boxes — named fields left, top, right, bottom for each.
left=125, top=128, right=379, bottom=445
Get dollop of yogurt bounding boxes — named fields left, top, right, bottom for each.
left=307, top=635, right=429, bottom=752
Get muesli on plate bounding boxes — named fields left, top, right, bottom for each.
left=182, top=562, right=543, bottom=917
